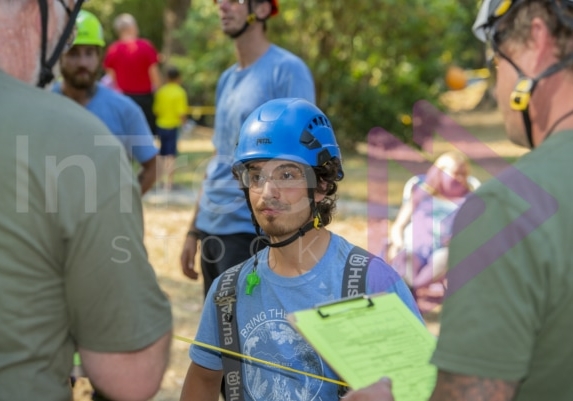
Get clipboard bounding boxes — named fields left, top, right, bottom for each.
left=287, top=292, right=437, bottom=401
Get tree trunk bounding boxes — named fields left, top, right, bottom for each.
left=162, top=0, right=192, bottom=62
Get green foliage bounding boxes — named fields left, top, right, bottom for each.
left=268, top=0, right=478, bottom=146
left=173, top=0, right=479, bottom=146
left=83, top=0, right=482, bottom=147
left=169, top=0, right=234, bottom=106
left=83, top=0, right=164, bottom=49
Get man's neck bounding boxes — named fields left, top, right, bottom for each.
left=533, top=73, right=573, bottom=145
left=267, top=228, right=331, bottom=277
left=120, top=32, right=137, bottom=41
left=234, top=28, right=271, bottom=69
left=61, top=82, right=96, bottom=107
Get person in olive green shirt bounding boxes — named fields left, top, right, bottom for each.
left=346, top=1, right=573, bottom=400
left=0, top=1, right=172, bottom=400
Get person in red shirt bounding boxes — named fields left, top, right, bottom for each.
left=104, top=13, right=161, bottom=135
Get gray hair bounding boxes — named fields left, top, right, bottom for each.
left=113, top=13, right=137, bottom=35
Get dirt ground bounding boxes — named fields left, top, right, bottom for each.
left=74, top=104, right=527, bottom=400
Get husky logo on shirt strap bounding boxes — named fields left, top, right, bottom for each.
left=342, top=246, right=371, bottom=297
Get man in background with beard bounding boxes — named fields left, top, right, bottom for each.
left=54, top=10, right=159, bottom=194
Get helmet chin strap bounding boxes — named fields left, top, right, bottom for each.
left=229, top=0, right=272, bottom=39
left=263, top=218, right=319, bottom=248
left=242, top=190, right=321, bottom=295
left=37, top=0, right=84, bottom=88
left=229, top=13, right=257, bottom=39
left=264, top=189, right=322, bottom=248
left=242, top=187, right=322, bottom=249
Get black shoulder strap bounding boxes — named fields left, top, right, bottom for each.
left=342, top=245, right=373, bottom=297
left=214, top=264, right=244, bottom=401
left=338, top=246, right=374, bottom=398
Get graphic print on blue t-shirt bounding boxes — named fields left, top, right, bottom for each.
left=242, top=314, right=326, bottom=400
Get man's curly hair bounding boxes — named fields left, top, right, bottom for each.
left=312, top=158, right=343, bottom=227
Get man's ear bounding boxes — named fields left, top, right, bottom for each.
left=254, top=0, right=272, bottom=20
left=314, top=180, right=328, bottom=203
left=529, top=16, right=558, bottom=73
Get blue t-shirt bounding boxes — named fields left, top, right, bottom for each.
left=190, top=233, right=421, bottom=401
left=52, top=83, right=158, bottom=164
left=195, top=45, right=315, bottom=235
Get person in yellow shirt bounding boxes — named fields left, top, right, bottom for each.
left=153, top=66, right=189, bottom=190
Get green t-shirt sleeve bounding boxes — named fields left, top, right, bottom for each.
left=431, top=188, right=548, bottom=381
left=63, top=150, right=172, bottom=352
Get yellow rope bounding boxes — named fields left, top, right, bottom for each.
left=174, top=334, right=348, bottom=387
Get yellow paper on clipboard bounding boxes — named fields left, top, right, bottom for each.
left=287, top=292, right=437, bottom=401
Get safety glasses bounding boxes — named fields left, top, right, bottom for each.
left=241, top=164, right=309, bottom=194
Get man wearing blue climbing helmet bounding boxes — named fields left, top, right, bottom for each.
left=182, top=98, right=420, bottom=401
left=233, top=97, right=344, bottom=247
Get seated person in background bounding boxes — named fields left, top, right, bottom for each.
left=387, top=151, right=475, bottom=314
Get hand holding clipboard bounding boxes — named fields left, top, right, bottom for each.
left=287, top=293, right=437, bottom=401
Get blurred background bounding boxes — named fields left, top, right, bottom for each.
left=84, top=0, right=492, bottom=149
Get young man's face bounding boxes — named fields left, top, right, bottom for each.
left=60, top=45, right=101, bottom=90
left=216, top=0, right=249, bottom=36
left=216, top=0, right=267, bottom=37
left=246, top=159, right=315, bottom=238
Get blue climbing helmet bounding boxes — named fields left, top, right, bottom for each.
left=233, top=98, right=344, bottom=248
left=233, top=98, right=344, bottom=179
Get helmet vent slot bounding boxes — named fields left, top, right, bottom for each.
left=300, top=130, right=322, bottom=150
